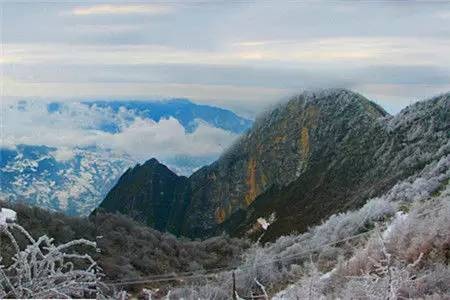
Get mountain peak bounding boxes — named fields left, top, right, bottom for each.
left=293, top=88, right=388, bottom=117
left=143, top=158, right=161, bottom=167
left=98, top=91, right=448, bottom=241
left=98, top=157, right=190, bottom=232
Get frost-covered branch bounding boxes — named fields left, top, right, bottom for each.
left=0, top=209, right=100, bottom=299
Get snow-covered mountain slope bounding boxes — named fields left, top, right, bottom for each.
left=1, top=99, right=251, bottom=215
left=0, top=145, right=133, bottom=216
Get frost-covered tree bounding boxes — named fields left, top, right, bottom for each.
left=0, top=208, right=100, bottom=299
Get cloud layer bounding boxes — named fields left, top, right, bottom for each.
left=1, top=1, right=449, bottom=115
left=2, top=101, right=238, bottom=163
left=71, top=4, right=173, bottom=16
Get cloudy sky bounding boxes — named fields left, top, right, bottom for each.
left=2, top=0, right=450, bottom=116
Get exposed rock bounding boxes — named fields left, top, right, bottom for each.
left=96, top=89, right=450, bottom=240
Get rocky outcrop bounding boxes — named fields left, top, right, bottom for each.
left=97, top=89, right=450, bottom=240
left=95, top=158, right=191, bottom=234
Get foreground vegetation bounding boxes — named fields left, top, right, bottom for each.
left=1, top=154, right=449, bottom=298
left=3, top=90, right=448, bottom=298
left=0, top=200, right=249, bottom=298
left=166, top=155, right=450, bottom=299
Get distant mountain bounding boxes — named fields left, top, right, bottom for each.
left=0, top=145, right=132, bottom=215
left=97, top=89, right=450, bottom=240
left=83, top=99, right=252, bottom=134
left=1, top=99, right=252, bottom=215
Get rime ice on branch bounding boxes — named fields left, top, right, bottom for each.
left=0, top=207, right=100, bottom=299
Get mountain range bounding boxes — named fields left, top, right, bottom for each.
left=97, top=89, right=450, bottom=241
left=0, top=99, right=251, bottom=215
left=2, top=89, right=449, bottom=298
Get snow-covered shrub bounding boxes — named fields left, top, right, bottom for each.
left=205, top=176, right=449, bottom=299
left=168, top=283, right=230, bottom=300
left=234, top=244, right=288, bottom=293
left=386, top=201, right=450, bottom=264
left=268, top=198, right=449, bottom=299
left=258, top=197, right=395, bottom=266
left=337, top=252, right=450, bottom=299
left=331, top=199, right=450, bottom=299
left=382, top=154, right=450, bottom=203
left=272, top=261, right=325, bottom=299
left=203, top=197, right=398, bottom=297
left=0, top=211, right=100, bottom=299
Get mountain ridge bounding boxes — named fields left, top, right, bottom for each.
left=82, top=98, right=252, bottom=134
left=97, top=89, right=450, bottom=240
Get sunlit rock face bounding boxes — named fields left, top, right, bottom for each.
left=98, top=89, right=449, bottom=240
left=184, top=89, right=389, bottom=236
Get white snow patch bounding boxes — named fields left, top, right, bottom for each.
left=0, top=208, right=17, bottom=225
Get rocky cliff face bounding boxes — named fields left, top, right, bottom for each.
left=97, top=89, right=450, bottom=240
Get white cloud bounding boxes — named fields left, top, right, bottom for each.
left=3, top=37, right=448, bottom=115
left=231, top=37, right=450, bottom=66
left=99, top=118, right=236, bottom=160
left=2, top=76, right=288, bottom=117
left=71, top=4, right=173, bottom=16
left=64, top=24, right=140, bottom=34
left=2, top=1, right=449, bottom=117
left=1, top=101, right=239, bottom=162
left=4, top=37, right=450, bottom=68
left=436, top=11, right=450, bottom=19
left=353, top=83, right=450, bottom=113
left=51, top=147, right=76, bottom=162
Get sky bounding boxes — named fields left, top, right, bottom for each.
left=1, top=0, right=450, bottom=117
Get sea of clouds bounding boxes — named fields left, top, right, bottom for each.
left=2, top=100, right=239, bottom=164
